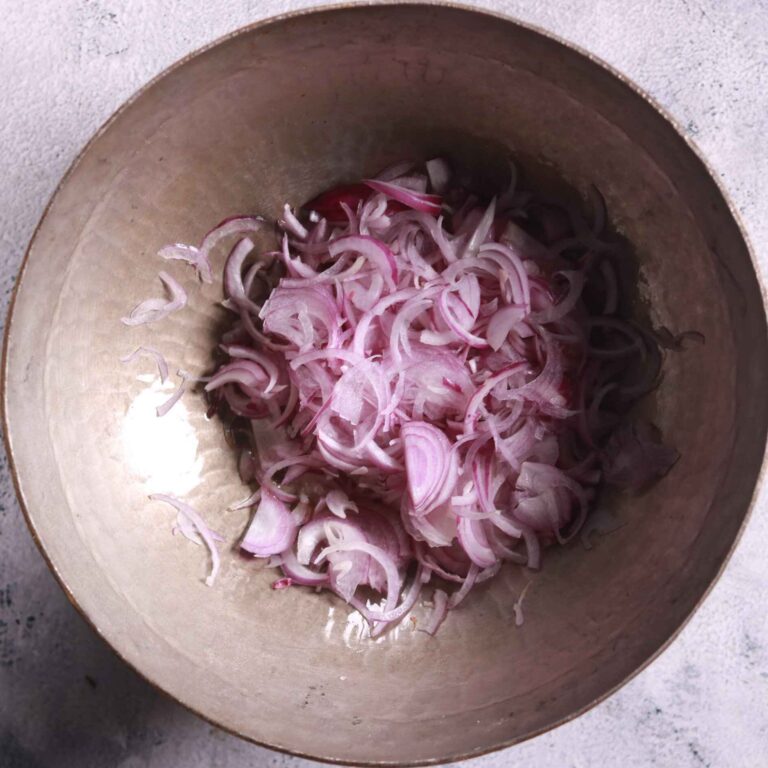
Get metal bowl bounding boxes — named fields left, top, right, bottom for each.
left=4, top=3, right=767, bottom=765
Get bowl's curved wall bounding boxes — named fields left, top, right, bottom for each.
left=4, top=5, right=767, bottom=764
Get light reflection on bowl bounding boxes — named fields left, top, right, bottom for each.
left=121, top=378, right=203, bottom=496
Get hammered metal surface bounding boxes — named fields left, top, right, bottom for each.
left=3, top=5, right=767, bottom=765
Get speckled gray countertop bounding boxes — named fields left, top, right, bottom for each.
left=1, top=1, right=767, bottom=766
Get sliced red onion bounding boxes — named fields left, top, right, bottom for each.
left=462, top=198, right=496, bottom=260
left=296, top=518, right=332, bottom=566
left=375, top=160, right=417, bottom=182
left=420, top=588, right=449, bottom=635
left=223, top=237, right=257, bottom=310
left=448, top=564, right=479, bottom=609
left=530, top=270, right=585, bottom=324
left=230, top=489, right=260, bottom=511
left=355, top=564, right=427, bottom=631
left=200, top=216, right=266, bottom=281
left=158, top=216, right=266, bottom=285
left=436, top=288, right=488, bottom=349
left=158, top=243, right=212, bottom=284
left=401, top=422, right=458, bottom=514
left=279, top=204, right=308, bottom=240
left=486, top=306, right=527, bottom=351
left=457, top=517, right=497, bottom=568
left=425, top=158, right=451, bottom=194
left=464, top=363, right=527, bottom=429
left=304, top=183, right=372, bottom=224
left=131, top=159, right=675, bottom=636
left=120, top=346, right=169, bottom=383
left=261, top=284, right=342, bottom=351
left=156, top=371, right=190, bottom=417
left=387, top=174, right=428, bottom=193
left=279, top=548, right=328, bottom=586
left=221, top=345, right=281, bottom=393
left=121, top=271, right=187, bottom=326
left=326, top=489, right=359, bottom=518
left=241, top=490, right=297, bottom=557
left=204, top=360, right=278, bottom=401
left=328, top=235, right=398, bottom=290
left=364, top=179, right=442, bottom=215
left=513, top=581, right=532, bottom=627
left=150, top=494, right=221, bottom=586
left=172, top=509, right=225, bottom=547
left=317, top=540, right=402, bottom=614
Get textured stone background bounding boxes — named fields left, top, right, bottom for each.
left=1, top=1, right=767, bottom=766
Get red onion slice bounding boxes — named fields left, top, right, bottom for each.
left=317, top=540, right=402, bottom=615
left=425, top=158, right=451, bottom=194
left=457, top=517, right=497, bottom=568
left=156, top=370, right=190, bottom=417
left=401, top=421, right=458, bottom=514
left=328, top=235, right=398, bottom=290
left=241, top=490, right=298, bottom=557
left=120, top=346, right=169, bottom=383
left=158, top=243, right=212, bottom=284
left=364, top=179, right=442, bottom=215
left=326, top=490, right=359, bottom=518
left=130, top=158, right=676, bottom=636
left=121, top=271, right=187, bottom=326
left=150, top=494, right=221, bottom=586
left=421, top=588, right=449, bottom=635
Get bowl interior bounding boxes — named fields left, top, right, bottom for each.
left=5, top=5, right=767, bottom=765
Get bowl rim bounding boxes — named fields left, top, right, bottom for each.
left=3, top=2, right=767, bottom=765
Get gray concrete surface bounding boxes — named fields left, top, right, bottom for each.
left=1, top=1, right=767, bottom=766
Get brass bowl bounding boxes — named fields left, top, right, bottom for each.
left=4, top=3, right=767, bottom=765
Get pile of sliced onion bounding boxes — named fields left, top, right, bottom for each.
left=124, top=158, right=680, bottom=636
